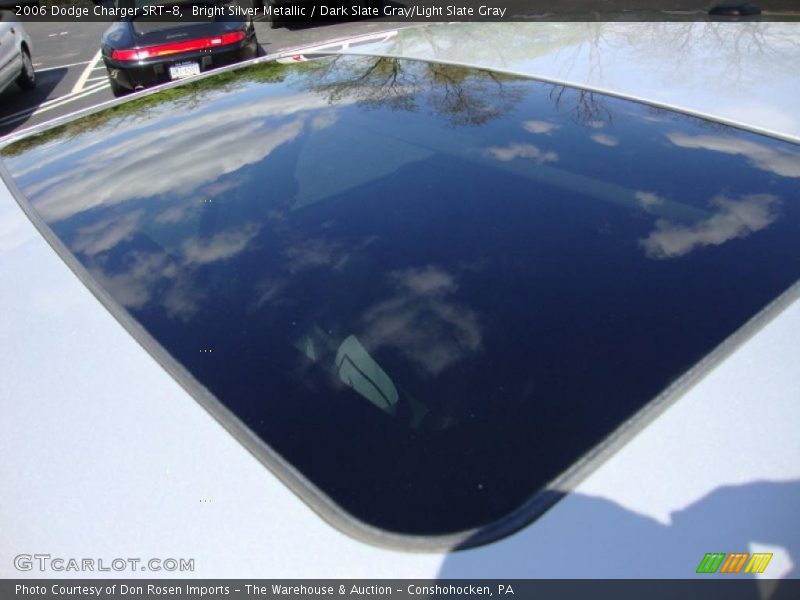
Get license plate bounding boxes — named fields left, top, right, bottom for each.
left=169, top=62, right=201, bottom=81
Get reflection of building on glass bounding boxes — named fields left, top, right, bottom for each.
left=291, top=325, right=428, bottom=429
left=336, top=335, right=398, bottom=415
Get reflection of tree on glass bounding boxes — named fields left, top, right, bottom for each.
left=301, top=56, right=526, bottom=126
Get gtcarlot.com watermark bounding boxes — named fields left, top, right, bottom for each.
left=14, top=554, right=194, bottom=573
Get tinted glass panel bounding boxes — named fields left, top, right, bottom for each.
left=3, top=56, right=800, bottom=536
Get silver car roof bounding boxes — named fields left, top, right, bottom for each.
left=1, top=22, right=799, bottom=577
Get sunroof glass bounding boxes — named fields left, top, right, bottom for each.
left=3, top=55, right=800, bottom=542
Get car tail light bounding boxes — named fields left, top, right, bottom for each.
left=111, top=30, right=247, bottom=62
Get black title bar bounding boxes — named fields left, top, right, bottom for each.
left=3, top=1, right=800, bottom=22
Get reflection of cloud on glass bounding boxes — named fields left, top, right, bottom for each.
left=155, top=205, right=188, bottom=225
left=641, top=194, right=781, bottom=259
left=591, top=133, right=619, bottom=147
left=73, top=211, right=142, bottom=256
left=88, top=223, right=261, bottom=318
left=89, top=251, right=177, bottom=309
left=284, top=238, right=346, bottom=273
left=635, top=191, right=665, bottom=210
left=161, top=276, right=204, bottom=321
left=24, top=99, right=321, bottom=223
left=310, top=111, right=339, bottom=131
left=252, top=278, right=288, bottom=309
left=360, top=266, right=481, bottom=376
left=523, top=120, right=559, bottom=135
left=182, top=223, right=260, bottom=265
left=88, top=249, right=203, bottom=320
left=14, top=89, right=335, bottom=176
left=486, top=143, right=558, bottom=164
left=155, top=179, right=245, bottom=225
left=666, top=132, right=800, bottom=178
left=400, top=266, right=456, bottom=295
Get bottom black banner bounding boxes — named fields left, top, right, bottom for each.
left=3, top=579, right=800, bottom=600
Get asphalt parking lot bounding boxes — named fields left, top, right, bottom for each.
left=0, top=18, right=415, bottom=139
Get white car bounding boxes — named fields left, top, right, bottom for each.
left=0, top=22, right=799, bottom=586
left=0, top=11, right=34, bottom=95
